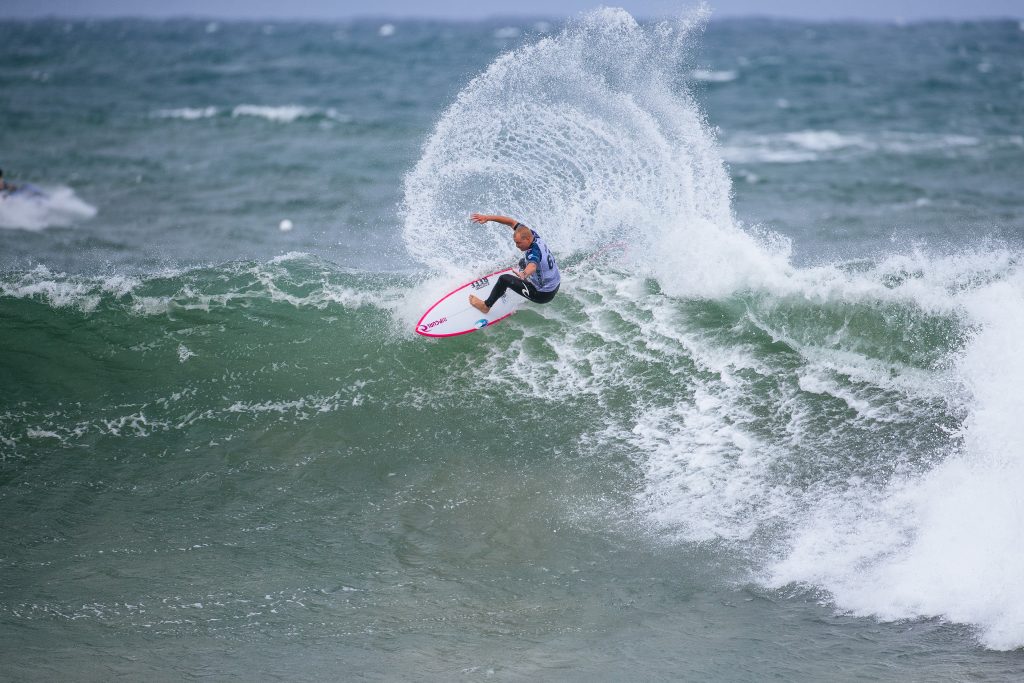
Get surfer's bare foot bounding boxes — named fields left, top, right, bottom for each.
left=469, top=295, right=490, bottom=314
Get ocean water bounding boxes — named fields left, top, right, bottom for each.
left=2, top=9, right=1024, bottom=680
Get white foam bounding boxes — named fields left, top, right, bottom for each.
left=718, top=250, right=1024, bottom=650
left=232, top=105, right=316, bottom=123
left=26, top=428, right=62, bottom=440
left=0, top=265, right=123, bottom=311
left=797, top=374, right=879, bottom=420
left=767, top=268, right=1024, bottom=650
left=613, top=245, right=1024, bottom=649
left=226, top=384, right=368, bottom=420
left=0, top=257, right=400, bottom=319
left=0, top=186, right=97, bottom=231
left=690, top=68, right=737, bottom=82
left=154, top=107, right=218, bottom=120
left=177, top=345, right=196, bottom=363
left=633, top=387, right=780, bottom=542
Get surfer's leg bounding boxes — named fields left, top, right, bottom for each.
left=478, top=276, right=556, bottom=311
left=483, top=274, right=523, bottom=308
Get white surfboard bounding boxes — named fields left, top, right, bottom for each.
left=415, top=267, right=526, bottom=337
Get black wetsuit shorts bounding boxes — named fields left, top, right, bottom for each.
left=484, top=274, right=559, bottom=308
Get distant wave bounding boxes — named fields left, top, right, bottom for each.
left=690, top=68, right=738, bottom=82
left=231, top=105, right=343, bottom=123
left=721, top=130, right=984, bottom=164
left=153, top=106, right=219, bottom=120
left=153, top=105, right=352, bottom=124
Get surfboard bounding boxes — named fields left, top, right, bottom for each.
left=415, top=267, right=525, bottom=337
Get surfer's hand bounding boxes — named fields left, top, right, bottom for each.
left=470, top=213, right=490, bottom=224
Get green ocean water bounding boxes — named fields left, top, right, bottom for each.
left=2, top=10, right=1024, bottom=680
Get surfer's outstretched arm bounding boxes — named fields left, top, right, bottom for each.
left=470, top=213, right=520, bottom=230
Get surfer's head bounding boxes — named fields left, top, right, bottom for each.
left=513, top=226, right=534, bottom=251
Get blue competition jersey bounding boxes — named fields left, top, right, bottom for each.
left=524, top=230, right=560, bottom=293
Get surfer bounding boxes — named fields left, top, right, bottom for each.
left=0, top=168, right=17, bottom=195
left=468, top=213, right=560, bottom=314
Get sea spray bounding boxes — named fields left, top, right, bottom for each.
left=402, top=7, right=789, bottom=296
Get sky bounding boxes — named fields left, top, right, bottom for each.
left=1, top=0, right=1021, bottom=21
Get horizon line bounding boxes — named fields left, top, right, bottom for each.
left=2, top=12, right=1021, bottom=24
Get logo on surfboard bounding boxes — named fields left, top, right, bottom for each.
left=475, top=319, right=489, bottom=329
left=417, top=317, right=448, bottom=333
left=470, top=277, right=490, bottom=290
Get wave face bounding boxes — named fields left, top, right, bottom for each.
left=4, top=246, right=1022, bottom=651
